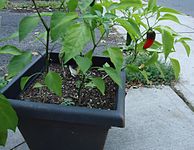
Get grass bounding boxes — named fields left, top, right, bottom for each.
left=125, top=54, right=176, bottom=86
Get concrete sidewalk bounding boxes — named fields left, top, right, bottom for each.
left=105, top=87, right=194, bottom=150
left=1, top=7, right=194, bottom=150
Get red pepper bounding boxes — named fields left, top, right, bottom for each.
left=143, top=31, right=156, bottom=49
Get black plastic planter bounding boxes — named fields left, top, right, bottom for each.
left=1, top=52, right=126, bottom=150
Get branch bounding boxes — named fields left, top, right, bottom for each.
left=31, top=0, right=50, bottom=31
left=92, top=30, right=106, bottom=53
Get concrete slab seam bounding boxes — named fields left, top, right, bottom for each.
left=171, top=86, right=194, bottom=112
left=10, top=141, right=26, bottom=150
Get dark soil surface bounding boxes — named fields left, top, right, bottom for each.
left=20, top=63, right=117, bottom=110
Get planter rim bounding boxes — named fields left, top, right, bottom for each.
left=1, top=52, right=126, bottom=128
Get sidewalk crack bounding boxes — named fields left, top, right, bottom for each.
left=171, top=86, right=194, bottom=112
left=10, top=141, right=26, bottom=150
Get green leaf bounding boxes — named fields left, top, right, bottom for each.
left=98, top=25, right=105, bottom=36
left=145, top=52, right=158, bottom=66
left=67, top=0, right=78, bottom=11
left=85, top=49, right=93, bottom=60
left=116, top=18, right=141, bottom=39
left=133, top=14, right=148, bottom=30
left=79, top=0, right=93, bottom=11
left=148, top=0, right=157, bottom=11
left=104, top=13, right=117, bottom=20
left=0, top=32, right=19, bottom=42
left=103, top=50, right=109, bottom=57
left=20, top=76, right=30, bottom=91
left=50, top=12, right=78, bottom=41
left=106, top=47, right=123, bottom=72
left=74, top=56, right=92, bottom=74
left=162, top=28, right=174, bottom=59
left=176, top=37, right=192, bottom=42
left=0, top=45, right=23, bottom=55
left=39, top=12, right=53, bottom=17
left=20, top=73, right=41, bottom=90
left=8, top=52, right=32, bottom=78
left=33, top=82, right=45, bottom=89
left=0, top=94, right=18, bottom=146
left=103, top=67, right=122, bottom=87
left=91, top=77, right=105, bottom=95
left=121, top=0, right=142, bottom=7
left=19, top=16, right=40, bottom=41
left=61, top=23, right=91, bottom=63
left=159, top=7, right=182, bottom=14
left=82, top=13, right=98, bottom=20
left=159, top=13, right=180, bottom=24
left=128, top=18, right=141, bottom=36
left=102, top=22, right=110, bottom=37
left=90, top=3, right=103, bottom=15
left=140, top=70, right=150, bottom=84
left=0, top=0, right=7, bottom=9
left=170, top=58, right=180, bottom=80
left=0, top=130, right=7, bottom=146
left=45, top=71, right=62, bottom=97
left=176, top=37, right=191, bottom=57
left=109, top=0, right=142, bottom=11
left=181, top=41, right=190, bottom=57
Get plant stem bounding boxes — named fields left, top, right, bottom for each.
left=92, top=31, right=106, bottom=53
left=31, top=0, right=50, bottom=73
left=102, top=74, right=109, bottom=80
left=31, top=0, right=49, bottom=31
left=90, top=27, right=96, bottom=47
left=145, top=16, right=151, bottom=29
left=33, top=35, right=46, bottom=47
left=59, top=0, right=65, bottom=11
left=45, top=29, right=50, bottom=73
left=132, top=40, right=138, bottom=63
left=77, top=74, right=85, bottom=105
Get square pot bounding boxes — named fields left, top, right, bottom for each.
left=1, top=52, right=126, bottom=150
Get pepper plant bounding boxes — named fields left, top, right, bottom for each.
left=20, top=0, right=191, bottom=103
left=20, top=0, right=125, bottom=104
left=0, top=0, right=192, bottom=146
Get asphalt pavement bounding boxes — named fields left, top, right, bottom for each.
left=157, top=0, right=194, bottom=17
